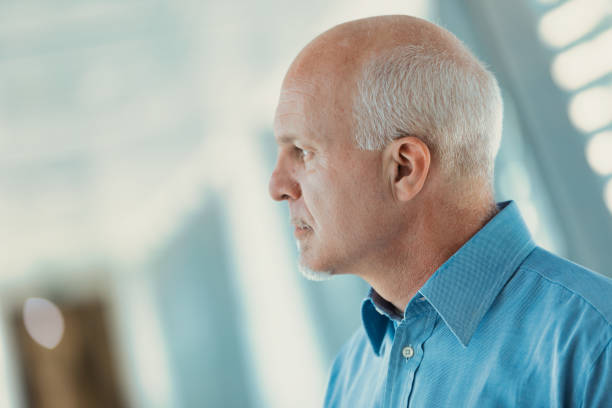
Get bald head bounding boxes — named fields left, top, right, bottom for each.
left=280, top=15, right=503, bottom=192
left=286, top=16, right=468, bottom=85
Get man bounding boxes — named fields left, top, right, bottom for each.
left=269, top=15, right=612, bottom=407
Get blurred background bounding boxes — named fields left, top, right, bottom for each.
left=1, top=0, right=611, bottom=407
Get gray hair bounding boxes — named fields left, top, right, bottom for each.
left=352, top=45, right=503, bottom=185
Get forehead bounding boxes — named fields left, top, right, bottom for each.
left=273, top=77, right=348, bottom=146
left=275, top=80, right=319, bottom=122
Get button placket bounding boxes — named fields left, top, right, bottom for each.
left=384, top=300, right=436, bottom=407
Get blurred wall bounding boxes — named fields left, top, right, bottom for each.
left=1, top=1, right=611, bottom=407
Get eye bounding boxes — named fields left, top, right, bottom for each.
left=294, top=145, right=312, bottom=160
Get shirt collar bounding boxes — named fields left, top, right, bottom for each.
left=361, top=200, right=536, bottom=354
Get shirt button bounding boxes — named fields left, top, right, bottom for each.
left=401, top=345, right=414, bottom=359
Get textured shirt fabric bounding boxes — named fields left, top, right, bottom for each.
left=324, top=200, right=612, bottom=407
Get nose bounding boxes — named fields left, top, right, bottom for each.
left=269, top=157, right=302, bottom=201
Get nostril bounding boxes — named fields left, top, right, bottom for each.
left=268, top=168, right=300, bottom=201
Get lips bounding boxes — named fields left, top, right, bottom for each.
left=294, top=220, right=311, bottom=229
left=291, top=218, right=313, bottom=238
left=294, top=225, right=312, bottom=238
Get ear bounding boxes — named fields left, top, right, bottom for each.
left=386, top=136, right=431, bottom=202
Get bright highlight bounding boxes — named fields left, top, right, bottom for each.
left=586, top=132, right=612, bottom=175
left=568, top=86, right=612, bottom=132
left=538, top=0, right=611, bottom=49
left=23, top=298, right=65, bottom=350
left=551, top=28, right=612, bottom=90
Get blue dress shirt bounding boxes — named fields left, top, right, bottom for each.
left=324, top=201, right=612, bottom=407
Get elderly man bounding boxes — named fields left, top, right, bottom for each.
left=269, top=15, right=612, bottom=407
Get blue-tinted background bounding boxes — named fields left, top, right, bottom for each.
left=1, top=0, right=611, bottom=407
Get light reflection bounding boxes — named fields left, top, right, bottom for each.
left=604, top=178, right=612, bottom=214
left=538, top=0, right=610, bottom=49
left=499, top=162, right=532, bottom=200
left=586, top=132, right=612, bottom=175
left=568, top=86, right=612, bottom=132
left=123, top=278, right=173, bottom=408
left=519, top=200, right=541, bottom=235
left=23, top=298, right=65, bottom=350
left=224, top=133, right=327, bottom=407
left=551, top=28, right=612, bottom=90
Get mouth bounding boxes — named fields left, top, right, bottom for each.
left=292, top=220, right=313, bottom=238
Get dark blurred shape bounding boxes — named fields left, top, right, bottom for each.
left=12, top=300, right=126, bottom=408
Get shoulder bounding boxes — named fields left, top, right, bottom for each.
left=327, top=326, right=370, bottom=378
left=507, top=246, right=612, bottom=374
left=520, top=246, right=612, bottom=327
left=495, top=248, right=612, bottom=405
left=324, top=326, right=371, bottom=407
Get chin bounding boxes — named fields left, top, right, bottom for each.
left=298, top=262, right=333, bottom=281
left=297, top=248, right=334, bottom=281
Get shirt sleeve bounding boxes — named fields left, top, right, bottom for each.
left=580, top=338, right=612, bottom=408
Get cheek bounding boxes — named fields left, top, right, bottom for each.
left=302, top=173, right=346, bottom=226
left=323, top=179, right=375, bottom=235
left=302, top=159, right=385, bottom=235
left=339, top=175, right=389, bottom=236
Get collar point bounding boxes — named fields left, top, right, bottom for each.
left=450, top=325, right=475, bottom=348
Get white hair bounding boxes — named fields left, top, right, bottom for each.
left=295, top=240, right=333, bottom=281
left=298, top=263, right=333, bottom=281
left=352, top=44, right=503, bottom=185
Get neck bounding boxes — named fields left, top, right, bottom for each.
left=358, top=194, right=498, bottom=315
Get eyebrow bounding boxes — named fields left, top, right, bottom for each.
left=276, top=133, right=316, bottom=148
left=276, top=134, right=299, bottom=145
left=274, top=126, right=321, bottom=147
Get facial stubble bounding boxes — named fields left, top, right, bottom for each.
left=296, top=239, right=333, bottom=281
